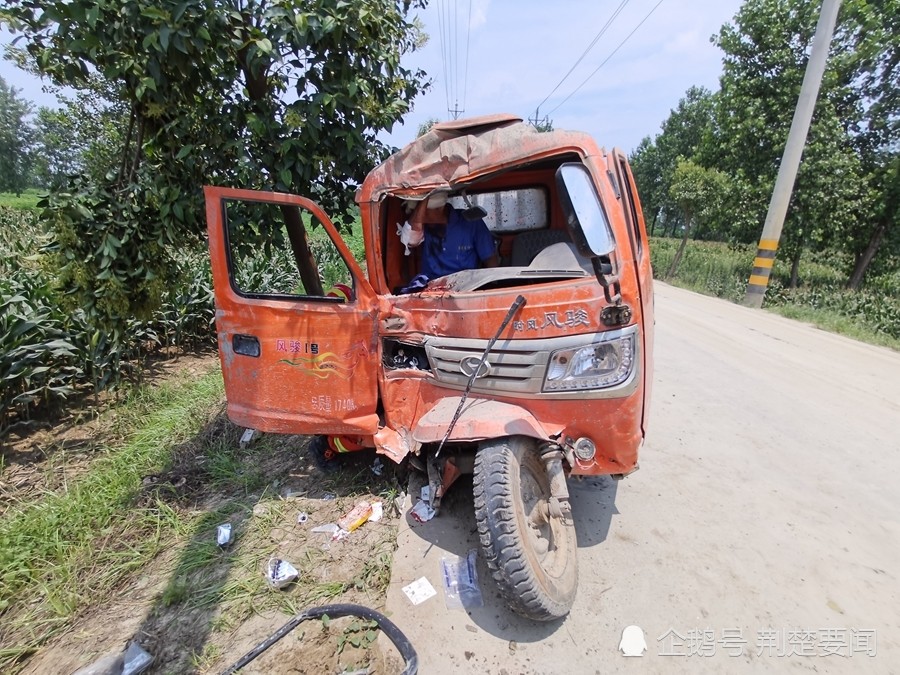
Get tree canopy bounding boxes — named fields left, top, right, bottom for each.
left=0, top=75, right=34, bottom=194
left=1, top=0, right=429, bottom=323
left=631, top=0, right=899, bottom=289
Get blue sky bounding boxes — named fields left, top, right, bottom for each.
left=384, top=0, right=746, bottom=151
left=1, top=0, right=745, bottom=153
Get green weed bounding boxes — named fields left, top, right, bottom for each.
left=336, top=618, right=379, bottom=654
left=0, top=370, right=224, bottom=669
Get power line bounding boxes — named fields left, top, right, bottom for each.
left=463, top=0, right=472, bottom=112
left=453, top=0, right=459, bottom=111
left=435, top=0, right=471, bottom=119
left=436, top=0, right=451, bottom=115
left=547, top=0, right=667, bottom=118
left=533, top=0, right=631, bottom=118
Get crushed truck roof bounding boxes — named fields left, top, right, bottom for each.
left=359, top=113, right=602, bottom=201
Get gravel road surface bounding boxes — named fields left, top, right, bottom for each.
left=384, top=282, right=900, bottom=674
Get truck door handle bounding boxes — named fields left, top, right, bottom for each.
left=233, top=334, right=260, bottom=357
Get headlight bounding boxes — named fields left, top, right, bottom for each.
left=543, top=334, right=635, bottom=391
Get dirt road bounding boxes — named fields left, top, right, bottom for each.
left=384, top=282, right=900, bottom=673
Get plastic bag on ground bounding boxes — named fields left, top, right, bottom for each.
left=440, top=549, right=484, bottom=610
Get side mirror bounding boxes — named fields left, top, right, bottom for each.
left=555, top=163, right=616, bottom=257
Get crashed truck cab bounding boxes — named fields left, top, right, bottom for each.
left=204, top=113, right=655, bottom=621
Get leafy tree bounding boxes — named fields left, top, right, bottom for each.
left=665, top=157, right=730, bottom=278
left=2, top=0, right=428, bottom=323
left=848, top=152, right=900, bottom=289
left=839, top=0, right=899, bottom=288
left=632, top=0, right=897, bottom=290
left=417, top=117, right=440, bottom=137
left=0, top=75, right=34, bottom=194
left=4, top=46, right=129, bottom=186
left=712, top=0, right=872, bottom=282
left=31, top=107, right=80, bottom=188
left=630, top=86, right=718, bottom=238
left=629, top=136, right=663, bottom=234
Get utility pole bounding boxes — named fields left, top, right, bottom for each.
left=743, top=0, right=842, bottom=308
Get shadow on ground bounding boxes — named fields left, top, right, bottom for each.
left=395, top=471, right=619, bottom=644
left=21, top=410, right=405, bottom=675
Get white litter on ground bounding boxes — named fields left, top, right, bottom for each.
left=402, top=577, right=437, bottom=605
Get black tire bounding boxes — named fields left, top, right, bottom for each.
left=473, top=435, right=578, bottom=621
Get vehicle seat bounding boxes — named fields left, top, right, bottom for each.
left=509, top=229, right=571, bottom=266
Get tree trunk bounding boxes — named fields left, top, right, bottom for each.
left=281, top=206, right=324, bottom=296
left=237, top=27, right=322, bottom=295
left=789, top=247, right=802, bottom=289
left=666, top=213, right=693, bottom=279
left=847, top=222, right=887, bottom=291
left=660, top=217, right=668, bottom=237
left=125, top=116, right=145, bottom=185
left=117, top=106, right=136, bottom=187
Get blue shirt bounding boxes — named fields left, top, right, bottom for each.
left=420, top=208, right=495, bottom=279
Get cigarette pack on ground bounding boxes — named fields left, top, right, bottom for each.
left=266, top=558, right=299, bottom=589
left=337, top=500, right=373, bottom=532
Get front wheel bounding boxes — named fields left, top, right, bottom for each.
left=473, top=436, right=578, bottom=621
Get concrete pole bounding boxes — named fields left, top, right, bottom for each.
left=744, top=0, right=842, bottom=308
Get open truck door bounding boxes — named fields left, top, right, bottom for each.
left=204, top=187, right=380, bottom=436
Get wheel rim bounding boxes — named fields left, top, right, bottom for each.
left=518, top=452, right=570, bottom=579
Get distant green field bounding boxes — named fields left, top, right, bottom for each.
left=0, top=189, right=44, bottom=211
left=650, top=236, right=900, bottom=350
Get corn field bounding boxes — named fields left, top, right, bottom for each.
left=1, top=207, right=362, bottom=435
left=1, top=207, right=215, bottom=434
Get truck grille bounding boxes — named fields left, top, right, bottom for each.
left=426, top=338, right=549, bottom=394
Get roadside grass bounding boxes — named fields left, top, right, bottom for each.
left=651, top=237, right=900, bottom=351
left=134, top=447, right=398, bottom=674
left=0, top=190, right=43, bottom=212
left=0, top=368, right=226, bottom=668
left=0, top=363, right=399, bottom=673
left=766, top=304, right=900, bottom=351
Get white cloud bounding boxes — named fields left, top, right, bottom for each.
left=469, top=0, right=490, bottom=30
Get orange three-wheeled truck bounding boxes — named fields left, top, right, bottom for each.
left=204, top=114, right=654, bottom=621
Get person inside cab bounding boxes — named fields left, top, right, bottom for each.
left=399, top=193, right=498, bottom=292
left=314, top=193, right=499, bottom=469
